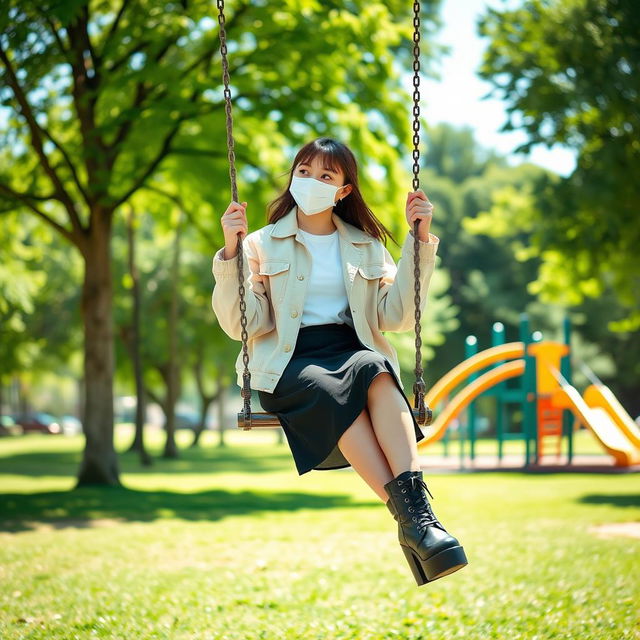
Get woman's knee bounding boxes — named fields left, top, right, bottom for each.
left=367, top=371, right=396, bottom=405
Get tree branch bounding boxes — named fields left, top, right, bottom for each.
left=40, top=126, right=91, bottom=211
left=0, top=43, right=85, bottom=235
left=144, top=385, right=163, bottom=410
left=34, top=7, right=71, bottom=59
left=76, top=4, right=101, bottom=82
left=94, top=0, right=256, bottom=211
left=107, top=37, right=182, bottom=156
left=168, top=146, right=281, bottom=190
left=0, top=183, right=76, bottom=244
left=143, top=184, right=218, bottom=248
left=101, top=0, right=131, bottom=61
left=106, top=1, right=255, bottom=154
left=0, top=185, right=58, bottom=202
left=111, top=122, right=183, bottom=209
left=107, top=39, right=154, bottom=73
left=66, top=5, right=113, bottom=212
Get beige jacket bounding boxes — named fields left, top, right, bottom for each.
left=211, top=205, right=439, bottom=393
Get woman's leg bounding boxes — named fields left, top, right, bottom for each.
left=337, top=407, right=394, bottom=502
left=366, top=372, right=422, bottom=477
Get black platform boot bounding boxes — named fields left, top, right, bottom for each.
left=384, top=469, right=468, bottom=586
left=385, top=498, right=398, bottom=520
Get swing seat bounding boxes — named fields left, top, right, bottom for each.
left=237, top=407, right=432, bottom=429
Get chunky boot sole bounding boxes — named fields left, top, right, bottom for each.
left=401, top=543, right=468, bottom=585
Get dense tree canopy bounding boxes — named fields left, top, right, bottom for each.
left=477, top=0, right=640, bottom=331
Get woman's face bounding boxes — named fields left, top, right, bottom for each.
left=293, top=156, right=352, bottom=200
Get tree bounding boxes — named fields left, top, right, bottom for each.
left=0, top=0, right=444, bottom=484
left=477, top=0, right=640, bottom=330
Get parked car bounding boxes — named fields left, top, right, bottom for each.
left=0, top=415, right=20, bottom=436
left=61, top=415, right=83, bottom=435
left=13, top=412, right=63, bottom=435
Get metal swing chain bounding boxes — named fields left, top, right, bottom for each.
left=411, top=1, right=432, bottom=426
left=217, top=0, right=253, bottom=429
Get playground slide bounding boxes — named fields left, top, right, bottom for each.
left=416, top=342, right=526, bottom=450
left=424, top=342, right=525, bottom=408
left=415, top=340, right=640, bottom=466
left=418, top=360, right=525, bottom=449
left=551, top=384, right=640, bottom=467
left=583, top=384, right=640, bottom=449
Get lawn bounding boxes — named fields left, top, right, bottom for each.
left=1, top=429, right=639, bottom=640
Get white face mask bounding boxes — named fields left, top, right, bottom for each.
left=289, top=174, right=348, bottom=215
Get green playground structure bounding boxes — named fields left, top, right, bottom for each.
left=417, top=314, right=640, bottom=468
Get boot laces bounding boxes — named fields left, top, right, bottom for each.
left=408, top=475, right=441, bottom=532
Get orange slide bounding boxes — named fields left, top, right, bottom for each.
left=417, top=343, right=525, bottom=449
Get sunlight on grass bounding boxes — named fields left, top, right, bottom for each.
left=0, top=432, right=639, bottom=639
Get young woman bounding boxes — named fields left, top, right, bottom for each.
left=212, top=137, right=467, bottom=585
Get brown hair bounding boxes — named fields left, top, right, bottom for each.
left=266, top=137, right=399, bottom=247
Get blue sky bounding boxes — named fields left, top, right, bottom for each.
left=418, top=0, right=576, bottom=176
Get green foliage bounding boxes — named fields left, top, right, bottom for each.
left=0, top=212, right=82, bottom=385
left=0, top=0, right=445, bottom=222
left=477, top=0, right=640, bottom=330
left=420, top=125, right=544, bottom=376
left=1, top=0, right=455, bottom=413
left=420, top=123, right=637, bottom=413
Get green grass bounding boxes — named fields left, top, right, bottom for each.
left=1, top=429, right=639, bottom=640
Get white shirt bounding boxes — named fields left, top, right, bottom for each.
left=298, top=228, right=352, bottom=328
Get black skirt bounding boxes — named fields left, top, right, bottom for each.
left=257, top=322, right=425, bottom=475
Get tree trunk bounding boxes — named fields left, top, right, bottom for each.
left=162, top=211, right=182, bottom=459
left=190, top=395, right=214, bottom=447
left=217, top=368, right=227, bottom=448
left=18, top=376, right=29, bottom=416
left=76, top=216, right=121, bottom=487
left=76, top=376, right=85, bottom=430
left=124, top=206, right=152, bottom=466
left=190, top=353, right=217, bottom=448
left=11, top=376, right=19, bottom=415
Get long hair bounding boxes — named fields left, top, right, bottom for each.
left=266, top=137, right=399, bottom=247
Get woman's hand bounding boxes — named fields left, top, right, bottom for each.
left=405, top=189, right=434, bottom=242
left=221, top=200, right=248, bottom=259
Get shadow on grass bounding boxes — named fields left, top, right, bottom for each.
left=578, top=494, right=640, bottom=508
left=0, top=485, right=378, bottom=533
left=0, top=442, right=296, bottom=477
left=0, top=440, right=386, bottom=532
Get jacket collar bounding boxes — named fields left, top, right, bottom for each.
left=270, top=205, right=373, bottom=244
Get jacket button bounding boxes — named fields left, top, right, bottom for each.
left=284, top=344, right=291, bottom=352
left=291, top=310, right=298, bottom=318
left=297, top=275, right=304, bottom=280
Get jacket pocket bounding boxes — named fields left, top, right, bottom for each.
left=357, top=264, right=385, bottom=280
left=258, top=261, right=291, bottom=276
left=258, top=260, right=291, bottom=303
